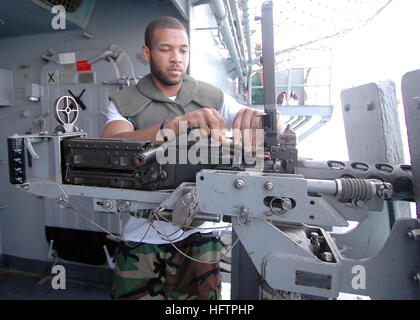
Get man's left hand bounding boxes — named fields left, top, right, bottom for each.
left=232, top=107, right=265, bottom=153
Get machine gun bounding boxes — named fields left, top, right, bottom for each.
left=7, top=1, right=420, bottom=300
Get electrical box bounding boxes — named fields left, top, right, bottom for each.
left=0, top=68, right=13, bottom=106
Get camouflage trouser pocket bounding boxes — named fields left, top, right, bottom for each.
left=111, top=233, right=222, bottom=300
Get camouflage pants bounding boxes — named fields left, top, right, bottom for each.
left=111, top=233, right=222, bottom=300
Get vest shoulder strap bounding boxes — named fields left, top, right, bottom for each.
left=193, top=79, right=224, bottom=110
left=109, top=84, right=151, bottom=118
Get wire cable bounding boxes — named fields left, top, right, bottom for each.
left=56, top=195, right=248, bottom=265
left=166, top=215, right=248, bottom=265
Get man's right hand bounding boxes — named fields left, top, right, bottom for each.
left=165, top=108, right=226, bottom=145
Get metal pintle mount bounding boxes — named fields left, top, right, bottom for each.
left=54, top=95, right=80, bottom=134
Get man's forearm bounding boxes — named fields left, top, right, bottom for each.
left=101, top=122, right=161, bottom=144
left=101, top=118, right=180, bottom=145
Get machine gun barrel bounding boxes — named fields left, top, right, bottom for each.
left=306, top=178, right=392, bottom=201
left=296, top=159, right=414, bottom=202
left=134, top=146, right=162, bottom=166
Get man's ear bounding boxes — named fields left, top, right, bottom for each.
left=142, top=45, right=150, bottom=63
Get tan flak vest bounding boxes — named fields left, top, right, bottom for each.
left=109, top=73, right=224, bottom=130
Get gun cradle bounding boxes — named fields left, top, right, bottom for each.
left=7, top=132, right=419, bottom=300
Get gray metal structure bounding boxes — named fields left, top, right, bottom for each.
left=401, top=70, right=420, bottom=218
left=340, top=81, right=412, bottom=261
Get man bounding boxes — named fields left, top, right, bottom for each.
left=101, top=16, right=265, bottom=300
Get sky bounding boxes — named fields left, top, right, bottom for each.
left=249, top=0, right=420, bottom=162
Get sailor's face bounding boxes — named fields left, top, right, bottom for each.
left=144, top=28, right=189, bottom=86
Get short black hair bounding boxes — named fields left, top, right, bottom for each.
left=145, top=16, right=187, bottom=48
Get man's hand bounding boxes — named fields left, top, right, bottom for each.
left=166, top=108, right=226, bottom=145
left=232, top=107, right=265, bottom=152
